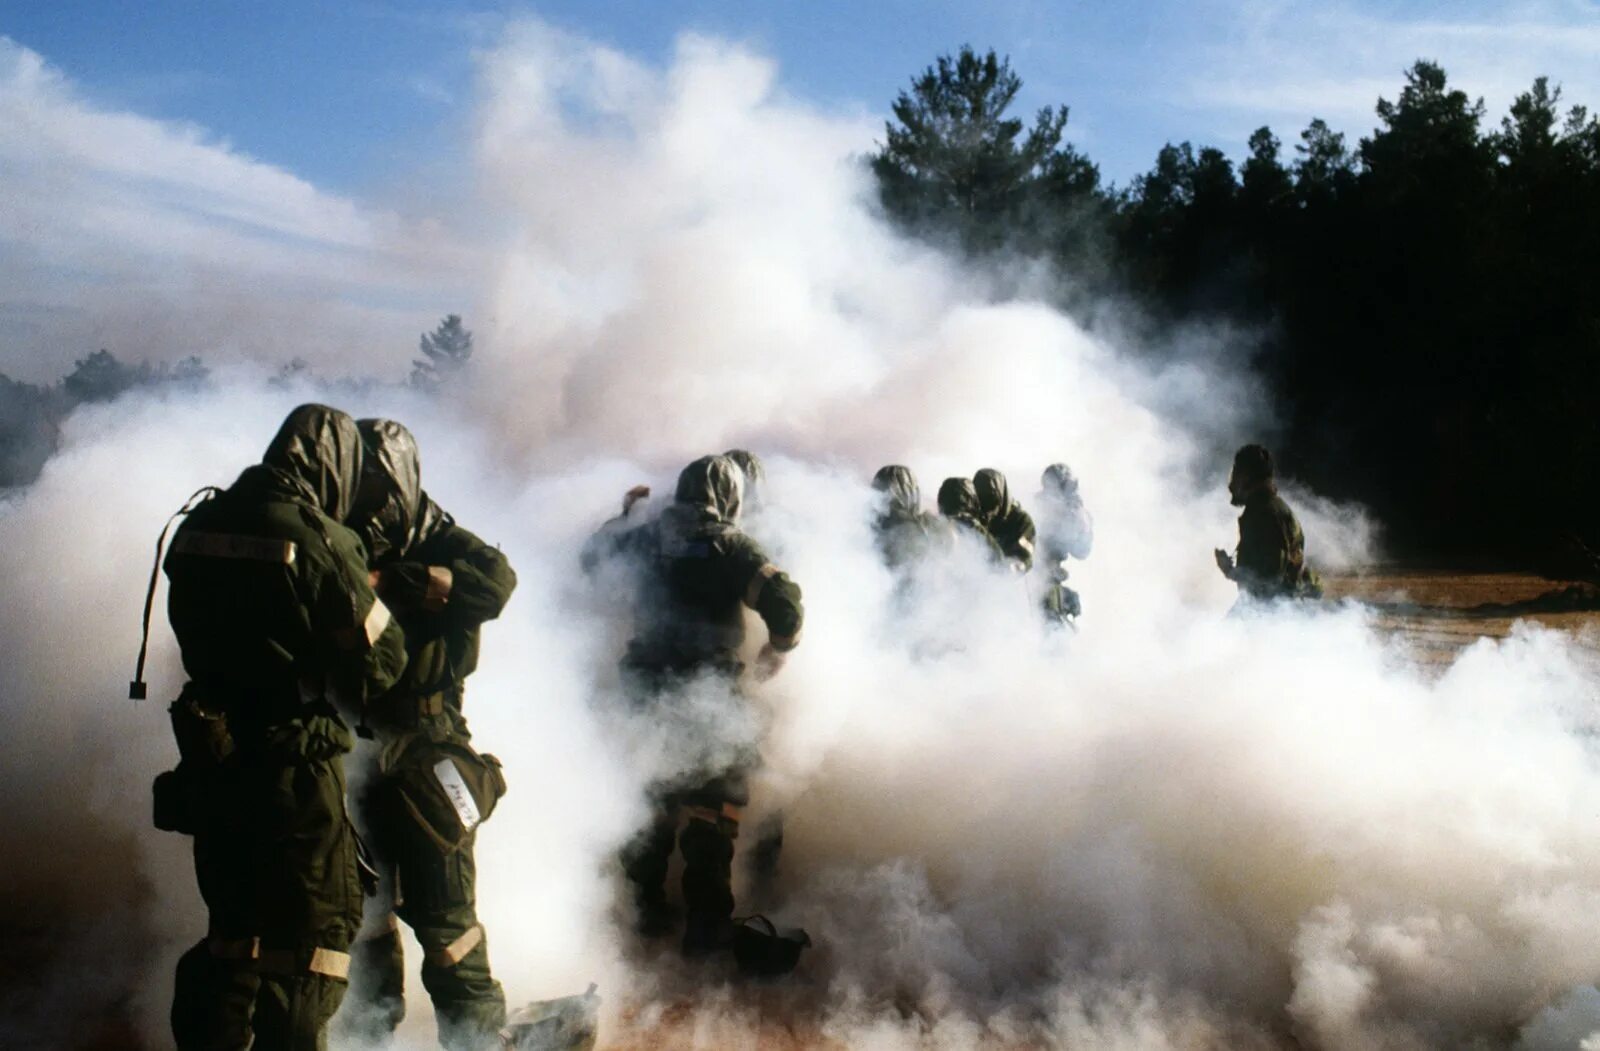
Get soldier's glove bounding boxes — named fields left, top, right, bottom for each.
left=753, top=643, right=786, bottom=682
left=1214, top=548, right=1235, bottom=579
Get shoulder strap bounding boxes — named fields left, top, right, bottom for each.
left=129, top=486, right=220, bottom=701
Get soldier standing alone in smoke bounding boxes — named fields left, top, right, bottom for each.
left=341, top=419, right=517, bottom=1051
left=149, top=404, right=408, bottom=1051
left=585, top=454, right=804, bottom=956
left=1037, top=462, right=1093, bottom=623
left=1215, top=443, right=1323, bottom=604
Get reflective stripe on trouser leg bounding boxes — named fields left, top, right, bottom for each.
left=393, top=811, right=505, bottom=1051
left=418, top=921, right=506, bottom=1051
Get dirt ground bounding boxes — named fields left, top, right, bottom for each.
left=1324, top=568, right=1600, bottom=670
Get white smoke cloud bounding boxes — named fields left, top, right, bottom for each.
left=0, top=37, right=472, bottom=381
left=4, top=15, right=1600, bottom=1051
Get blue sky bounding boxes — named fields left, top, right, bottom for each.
left=1, top=1, right=1597, bottom=380
left=9, top=0, right=1599, bottom=194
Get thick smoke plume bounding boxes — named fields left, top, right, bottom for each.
left=1, top=17, right=1596, bottom=1051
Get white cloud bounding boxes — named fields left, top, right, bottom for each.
left=1179, top=0, right=1600, bottom=144
left=0, top=37, right=475, bottom=381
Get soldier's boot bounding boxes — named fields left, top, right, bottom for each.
left=336, top=915, right=406, bottom=1045
left=171, top=938, right=258, bottom=1051
left=621, top=811, right=679, bottom=937
left=418, top=922, right=506, bottom=1051
left=679, top=816, right=737, bottom=957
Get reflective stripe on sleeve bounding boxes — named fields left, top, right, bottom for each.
left=334, top=596, right=392, bottom=651
left=364, top=596, right=391, bottom=643
left=424, top=925, right=484, bottom=969
left=171, top=532, right=297, bottom=565
left=744, top=563, right=779, bottom=608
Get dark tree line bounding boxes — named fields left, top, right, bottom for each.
left=0, top=350, right=210, bottom=489
left=0, top=315, right=473, bottom=492
left=875, top=49, right=1600, bottom=562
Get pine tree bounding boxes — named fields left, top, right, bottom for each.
left=411, top=314, right=474, bottom=392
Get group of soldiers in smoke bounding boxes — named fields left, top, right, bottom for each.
left=139, top=404, right=1318, bottom=1051
left=871, top=462, right=1094, bottom=623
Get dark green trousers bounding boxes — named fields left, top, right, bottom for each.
left=171, top=723, right=362, bottom=1051
left=342, top=748, right=506, bottom=1051
left=622, top=770, right=749, bottom=950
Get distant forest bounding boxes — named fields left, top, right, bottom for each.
left=6, top=53, right=1597, bottom=566
left=0, top=316, right=473, bottom=496
left=873, top=49, right=1600, bottom=564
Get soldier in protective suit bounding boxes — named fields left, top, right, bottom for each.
left=871, top=465, right=950, bottom=571
left=1037, top=463, right=1093, bottom=623
left=936, top=477, right=1006, bottom=564
left=338, top=419, right=517, bottom=1050
left=973, top=468, right=1037, bottom=571
left=156, top=403, right=408, bottom=1051
left=1214, top=444, right=1323, bottom=603
left=590, top=455, right=804, bottom=956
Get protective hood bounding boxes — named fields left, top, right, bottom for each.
left=1041, top=463, right=1079, bottom=500
left=723, top=449, right=765, bottom=506
left=973, top=468, right=1015, bottom=521
left=262, top=403, right=364, bottom=522
left=872, top=464, right=921, bottom=517
left=656, top=454, right=743, bottom=557
left=937, top=477, right=982, bottom=519
left=674, top=454, right=744, bottom=523
left=354, top=418, right=448, bottom=561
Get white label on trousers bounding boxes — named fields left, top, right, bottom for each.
left=433, top=758, right=481, bottom=830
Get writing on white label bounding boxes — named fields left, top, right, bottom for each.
left=433, top=758, right=481, bottom=830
